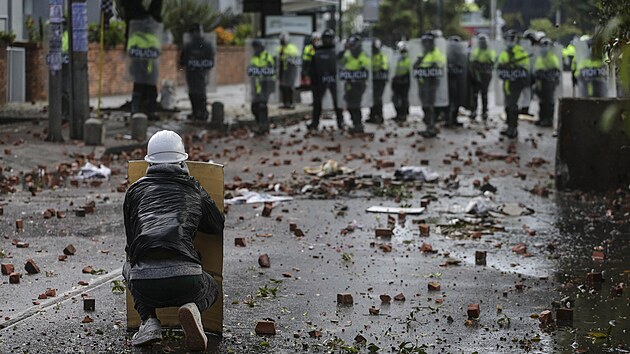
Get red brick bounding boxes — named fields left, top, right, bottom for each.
left=420, top=199, right=430, bottom=208
left=467, top=303, right=480, bottom=319
left=234, top=238, right=246, bottom=247
left=63, top=244, right=76, bottom=255
left=369, top=307, right=380, bottom=315
left=375, top=228, right=392, bottom=238
left=591, top=251, right=605, bottom=261
left=293, top=228, right=305, bottom=237
left=83, top=297, right=95, bottom=311
left=354, top=334, right=367, bottom=343
left=56, top=211, right=66, bottom=219
left=43, top=210, right=53, bottom=219
left=82, top=266, right=94, bottom=274
left=78, top=281, right=89, bottom=286
left=9, top=272, right=21, bottom=284
left=308, top=330, right=322, bottom=338
left=393, top=293, right=405, bottom=301
left=45, top=288, right=56, bottom=297
left=254, top=320, right=276, bottom=335
left=612, top=283, right=624, bottom=297
left=15, top=219, right=24, bottom=230
left=16, top=242, right=29, bottom=248
left=258, top=254, right=270, bottom=268
left=420, top=243, right=433, bottom=253
left=81, top=315, right=93, bottom=323
left=58, top=255, right=68, bottom=261
left=24, top=259, right=40, bottom=274
left=261, top=202, right=273, bottom=217
left=539, top=310, right=554, bottom=327
left=515, top=282, right=524, bottom=290
left=1, top=263, right=14, bottom=275
left=289, top=222, right=297, bottom=232
left=75, top=208, right=86, bottom=217
left=585, top=272, right=603, bottom=283
left=475, top=251, right=487, bottom=266
left=511, top=243, right=527, bottom=255
left=428, top=282, right=441, bottom=291
left=38, top=293, right=48, bottom=300
left=419, top=224, right=430, bottom=236
left=337, top=293, right=353, bottom=305
left=380, top=294, right=391, bottom=303
left=555, top=308, right=573, bottom=326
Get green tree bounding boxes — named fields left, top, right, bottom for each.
left=529, top=18, right=581, bottom=43
left=551, top=0, right=599, bottom=33
left=474, top=0, right=506, bottom=20
left=162, top=0, right=221, bottom=45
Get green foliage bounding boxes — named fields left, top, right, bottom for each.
left=552, top=0, right=599, bottom=33
left=474, top=0, right=506, bottom=19
left=25, top=16, right=42, bottom=43
left=162, top=0, right=221, bottom=45
left=397, top=341, right=428, bottom=354
left=529, top=18, right=581, bottom=42
left=0, top=31, right=16, bottom=45
left=232, top=22, right=252, bottom=46
left=256, top=285, right=278, bottom=298
left=111, top=280, right=125, bottom=294
left=88, top=20, right=126, bottom=48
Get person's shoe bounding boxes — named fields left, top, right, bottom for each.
left=392, top=115, right=406, bottom=123
left=132, top=318, right=162, bottom=346
left=347, top=125, right=364, bottom=134
left=500, top=127, right=518, bottom=138
left=178, top=303, right=208, bottom=352
left=419, top=129, right=437, bottom=138
left=365, top=116, right=383, bottom=124
left=481, top=112, right=488, bottom=121
left=535, top=119, right=553, bottom=127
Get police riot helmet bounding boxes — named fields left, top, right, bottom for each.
left=311, top=32, right=321, bottom=47
left=448, top=35, right=462, bottom=42
left=373, top=38, right=382, bottom=51
left=279, top=32, right=289, bottom=45
left=540, top=37, right=552, bottom=47
left=322, top=29, right=335, bottom=47
left=252, top=39, right=264, bottom=54
left=421, top=33, right=435, bottom=51
left=396, top=41, right=408, bottom=53
left=504, top=29, right=519, bottom=42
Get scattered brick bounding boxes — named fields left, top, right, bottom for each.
left=369, top=307, right=380, bottom=315
left=308, top=330, right=322, bottom=338
left=555, top=308, right=573, bottom=326
left=380, top=294, right=391, bottom=303
left=515, top=282, right=524, bottom=290
left=9, top=272, right=21, bottom=284
left=354, top=334, right=366, bottom=343
left=337, top=293, right=353, bottom=305
left=43, top=210, right=53, bottom=219
left=420, top=199, right=430, bottom=208
left=1, top=263, right=14, bottom=275
left=63, top=244, right=76, bottom=255
left=58, top=255, right=68, bottom=261
left=612, top=283, right=624, bottom=297
left=419, top=224, right=430, bottom=236
left=81, top=315, right=93, bottom=324
left=24, top=259, right=40, bottom=274
left=234, top=238, right=246, bottom=247
left=293, top=229, right=305, bottom=237
left=591, top=251, right=605, bottom=261
left=255, top=321, right=276, bottom=335
left=394, top=293, right=405, bottom=301
left=82, top=266, right=94, bottom=274
left=585, top=272, right=603, bottom=283
left=379, top=244, right=392, bottom=252
left=467, top=303, right=480, bottom=319
left=428, top=282, right=441, bottom=291
left=375, top=228, right=392, bottom=238
left=289, top=222, right=297, bottom=232
left=420, top=243, right=433, bottom=253
left=512, top=243, right=527, bottom=255
left=258, top=254, right=271, bottom=268
left=38, top=293, right=48, bottom=300
left=78, top=281, right=89, bottom=286
left=475, top=251, right=487, bottom=266
left=75, top=208, right=86, bottom=217
left=15, top=219, right=24, bottom=230
left=16, top=242, right=29, bottom=248
left=539, top=310, right=554, bottom=327
left=261, top=203, right=273, bottom=217
left=83, top=297, right=95, bottom=311
left=45, top=288, right=56, bottom=297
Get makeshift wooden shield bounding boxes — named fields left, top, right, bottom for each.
left=125, top=161, right=224, bottom=334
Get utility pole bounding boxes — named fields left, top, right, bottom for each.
left=69, top=0, right=89, bottom=140
left=338, top=0, right=343, bottom=39
left=46, top=0, right=64, bottom=142
left=436, top=0, right=443, bottom=30
left=490, top=0, right=497, bottom=40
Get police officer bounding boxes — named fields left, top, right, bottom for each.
left=445, top=36, right=466, bottom=127
left=496, top=30, right=530, bottom=138
left=308, top=29, right=344, bottom=131
left=367, top=38, right=389, bottom=124
left=572, top=36, right=608, bottom=97
left=127, top=15, right=161, bottom=121
left=533, top=38, right=561, bottom=127
left=414, top=33, right=446, bottom=138
left=469, top=34, right=495, bottom=122
left=248, top=39, right=275, bottom=135
left=179, top=24, right=215, bottom=121
left=392, top=41, right=411, bottom=122
left=340, top=35, right=371, bottom=133
left=278, top=32, right=300, bottom=109
left=562, top=39, right=576, bottom=71
left=301, top=32, right=320, bottom=87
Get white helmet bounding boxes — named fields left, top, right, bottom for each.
left=144, top=130, right=188, bottom=164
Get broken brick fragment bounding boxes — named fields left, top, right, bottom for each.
left=58, top=255, right=68, bottom=261
left=16, top=242, right=29, bottom=248
left=375, top=228, right=392, bottom=238
left=467, top=303, right=480, bottom=319
left=9, top=272, right=21, bottom=284
left=255, top=321, right=276, bottom=335
left=24, top=259, right=40, bottom=274
left=258, top=254, right=271, bottom=268
left=293, top=228, right=305, bottom=237
left=1, top=263, right=15, bottom=275
left=289, top=222, right=297, bottom=232
left=234, top=238, right=246, bottom=247
left=261, top=203, right=273, bottom=217
left=83, top=297, right=95, bottom=311
left=82, top=266, right=94, bottom=274
left=539, top=310, right=554, bottom=327
left=354, top=334, right=366, bottom=343
left=393, top=293, right=405, bottom=301
left=78, top=281, right=89, bottom=286
left=585, top=272, right=603, bottom=284
left=38, top=293, right=48, bottom=300
left=475, top=251, right=487, bottom=266
left=15, top=219, right=24, bottom=230
left=63, top=244, right=76, bottom=255
left=81, top=315, right=93, bottom=323
left=555, top=308, right=573, bottom=326
left=428, top=282, right=441, bottom=291
left=369, top=307, right=380, bottom=315
left=308, top=330, right=322, bottom=338
left=612, top=283, right=624, bottom=297
left=45, top=288, right=56, bottom=297
left=515, top=282, right=524, bottom=290
left=380, top=294, right=391, bottom=303
left=337, top=293, right=353, bottom=305
left=75, top=208, right=86, bottom=217
left=43, top=210, right=53, bottom=219
left=419, top=223, right=430, bottom=236
left=591, top=251, right=605, bottom=261
left=511, top=243, right=527, bottom=255
left=379, top=243, right=392, bottom=252
left=420, top=243, right=433, bottom=253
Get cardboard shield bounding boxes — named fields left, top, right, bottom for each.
left=126, top=160, right=224, bottom=333
left=278, top=36, right=303, bottom=88
left=574, top=39, right=610, bottom=97
left=446, top=40, right=469, bottom=108
left=533, top=44, right=563, bottom=102
left=336, top=40, right=373, bottom=109
left=127, top=19, right=163, bottom=86
left=408, top=37, right=449, bottom=107
left=182, top=32, right=217, bottom=94
left=245, top=38, right=280, bottom=103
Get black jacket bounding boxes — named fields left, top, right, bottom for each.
left=309, top=44, right=337, bottom=85
left=124, top=164, right=224, bottom=265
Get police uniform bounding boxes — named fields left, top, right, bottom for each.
left=368, top=41, right=389, bottom=124
left=249, top=42, right=276, bottom=134
left=307, top=30, right=343, bottom=131
left=573, top=56, right=608, bottom=97
left=127, top=21, right=161, bottom=120
left=497, top=33, right=530, bottom=138
left=180, top=25, right=215, bottom=121
left=415, top=36, right=446, bottom=137
left=278, top=40, right=300, bottom=108
left=391, top=44, right=410, bottom=122
left=533, top=41, right=561, bottom=127
left=469, top=38, right=495, bottom=121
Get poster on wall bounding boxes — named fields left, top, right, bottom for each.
left=72, top=2, right=88, bottom=52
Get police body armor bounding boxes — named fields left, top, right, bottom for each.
left=469, top=36, right=496, bottom=119
left=336, top=40, right=373, bottom=109
left=533, top=43, right=562, bottom=125
left=245, top=39, right=279, bottom=104
left=446, top=39, right=469, bottom=110
left=574, top=40, right=611, bottom=98
left=376, top=45, right=395, bottom=105
left=181, top=32, right=216, bottom=95
left=127, top=18, right=163, bottom=86
left=278, top=39, right=302, bottom=89
left=408, top=37, right=448, bottom=108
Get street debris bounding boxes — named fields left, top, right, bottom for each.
left=225, top=189, right=293, bottom=205
left=304, top=159, right=354, bottom=177
left=366, top=205, right=425, bottom=214
left=393, top=166, right=440, bottom=182
left=76, top=162, right=111, bottom=180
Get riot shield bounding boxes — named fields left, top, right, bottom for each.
left=494, top=40, right=531, bottom=108
left=336, top=40, right=373, bottom=109
left=245, top=38, right=280, bottom=103
left=446, top=40, right=469, bottom=109
left=278, top=36, right=304, bottom=88
left=532, top=44, right=563, bottom=103
left=182, top=32, right=217, bottom=95
left=127, top=19, right=163, bottom=86
left=408, top=37, right=449, bottom=108
left=517, top=40, right=533, bottom=110
left=469, top=36, right=497, bottom=114
left=376, top=45, right=395, bottom=104
left=492, top=40, right=505, bottom=106
left=574, top=39, right=610, bottom=97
